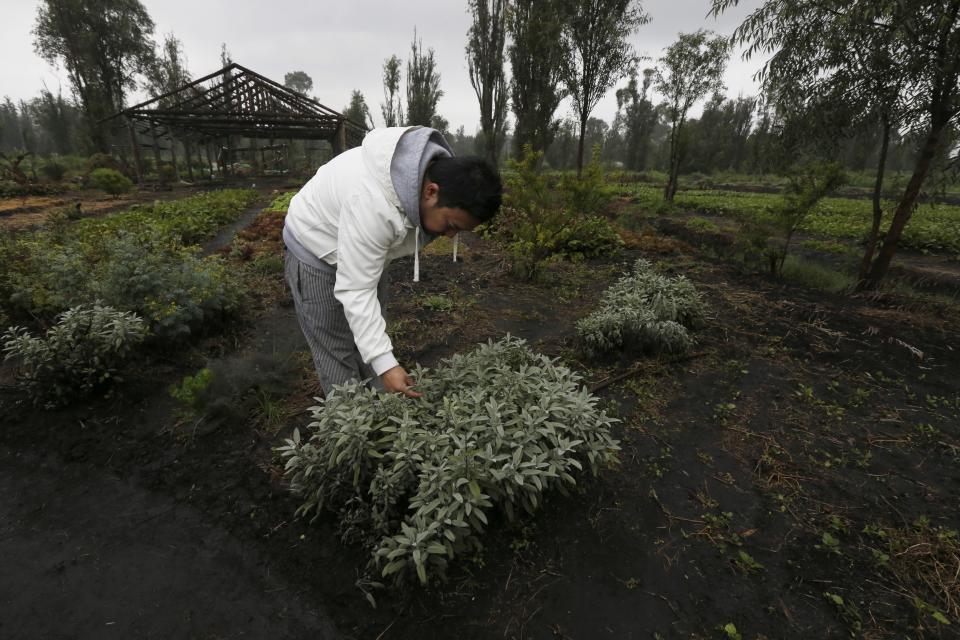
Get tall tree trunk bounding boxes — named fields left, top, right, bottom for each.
left=858, top=116, right=891, bottom=283
left=861, top=117, right=948, bottom=289
left=576, top=112, right=589, bottom=177
left=664, top=121, right=680, bottom=202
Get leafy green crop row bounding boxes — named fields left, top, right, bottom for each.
left=72, top=189, right=260, bottom=245
left=626, top=185, right=960, bottom=255
left=265, top=191, right=295, bottom=212
left=1, top=189, right=257, bottom=338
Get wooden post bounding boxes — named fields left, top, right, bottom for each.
left=332, top=121, right=346, bottom=156
left=127, top=119, right=143, bottom=184
left=170, top=136, right=181, bottom=182
left=205, top=141, right=214, bottom=180
left=184, top=138, right=195, bottom=181
left=151, top=129, right=163, bottom=186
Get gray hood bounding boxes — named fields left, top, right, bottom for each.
left=390, top=127, right=453, bottom=233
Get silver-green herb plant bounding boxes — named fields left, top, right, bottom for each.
left=2, top=303, right=147, bottom=406
left=278, top=336, right=620, bottom=586
left=577, top=258, right=705, bottom=357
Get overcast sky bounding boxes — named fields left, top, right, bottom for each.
left=2, top=0, right=767, bottom=131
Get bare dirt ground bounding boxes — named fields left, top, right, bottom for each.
left=1, top=199, right=958, bottom=639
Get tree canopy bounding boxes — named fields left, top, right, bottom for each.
left=559, top=0, right=649, bottom=174
left=712, top=0, right=960, bottom=287
left=507, top=0, right=567, bottom=159
left=33, top=0, right=156, bottom=152
left=406, top=31, right=443, bottom=127
left=466, top=0, right=509, bottom=165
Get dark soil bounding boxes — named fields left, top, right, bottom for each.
left=2, top=196, right=958, bottom=639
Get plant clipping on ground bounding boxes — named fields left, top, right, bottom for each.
left=577, top=258, right=705, bottom=357
left=278, top=336, right=620, bottom=586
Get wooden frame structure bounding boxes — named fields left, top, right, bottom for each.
left=105, top=63, right=367, bottom=182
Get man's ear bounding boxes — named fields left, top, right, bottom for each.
left=422, top=180, right=439, bottom=199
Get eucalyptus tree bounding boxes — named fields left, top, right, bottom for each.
left=654, top=30, right=730, bottom=201
left=615, top=68, right=659, bottom=170
left=559, top=0, right=649, bottom=175
left=380, top=55, right=404, bottom=127
left=713, top=0, right=960, bottom=289
left=283, top=71, right=313, bottom=95
left=466, top=0, right=509, bottom=165
left=507, top=0, right=567, bottom=159
left=405, top=31, right=443, bottom=127
left=146, top=34, right=191, bottom=101
left=33, top=0, right=156, bottom=152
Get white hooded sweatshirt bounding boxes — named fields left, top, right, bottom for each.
left=283, top=126, right=452, bottom=377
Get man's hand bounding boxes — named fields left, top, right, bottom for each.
left=381, top=365, right=423, bottom=398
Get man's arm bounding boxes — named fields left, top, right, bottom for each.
left=333, top=190, right=420, bottom=397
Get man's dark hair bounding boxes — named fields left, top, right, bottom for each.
left=426, top=156, right=502, bottom=222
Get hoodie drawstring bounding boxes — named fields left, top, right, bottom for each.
left=453, top=233, right=459, bottom=262
left=413, top=226, right=420, bottom=282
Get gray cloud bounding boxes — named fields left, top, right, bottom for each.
left=2, top=0, right=767, bottom=131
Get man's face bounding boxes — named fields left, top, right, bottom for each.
left=419, top=180, right=481, bottom=238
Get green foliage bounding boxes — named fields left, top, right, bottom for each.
left=0, top=180, right=70, bottom=197
left=486, top=146, right=622, bottom=279
left=2, top=191, right=253, bottom=339
left=2, top=303, right=146, bottom=406
left=266, top=191, right=295, bottom=212
left=157, top=163, right=176, bottom=183
left=278, top=336, right=620, bottom=586
left=89, top=167, right=133, bottom=195
left=75, top=189, right=259, bottom=245
left=624, top=184, right=960, bottom=255
left=577, top=258, right=705, bottom=357
left=507, top=0, right=566, bottom=156
left=40, top=160, right=66, bottom=181
left=559, top=145, right=610, bottom=214
left=169, top=367, right=214, bottom=411
left=85, top=152, right=121, bottom=172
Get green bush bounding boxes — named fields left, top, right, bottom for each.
left=485, top=146, right=622, bottom=279
left=89, top=168, right=133, bottom=195
left=0, top=180, right=69, bottom=197
left=90, top=229, right=243, bottom=339
left=4, top=227, right=243, bottom=340
left=2, top=303, right=147, bottom=406
left=85, top=153, right=121, bottom=172
left=74, top=189, right=259, bottom=245
left=40, top=160, right=67, bottom=182
left=157, top=163, right=177, bottom=183
left=558, top=146, right=611, bottom=215
left=266, top=191, right=296, bottom=212
left=577, top=259, right=705, bottom=357
left=278, top=336, right=620, bottom=586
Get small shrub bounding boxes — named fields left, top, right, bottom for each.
left=157, top=163, right=177, bottom=184
left=2, top=303, right=147, bottom=406
left=423, top=294, right=454, bottom=312
left=559, top=146, right=610, bottom=215
left=169, top=367, right=214, bottom=412
left=40, top=160, right=67, bottom=182
left=577, top=259, right=705, bottom=357
left=487, top=146, right=622, bottom=279
left=278, top=336, right=620, bottom=586
left=89, top=168, right=133, bottom=195
left=85, top=153, right=121, bottom=172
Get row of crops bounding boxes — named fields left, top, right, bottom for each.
left=625, top=184, right=960, bottom=256
left=1, top=189, right=259, bottom=405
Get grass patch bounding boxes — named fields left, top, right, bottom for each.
left=781, top=256, right=855, bottom=293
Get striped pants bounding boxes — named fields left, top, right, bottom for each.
left=284, top=251, right=388, bottom=395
